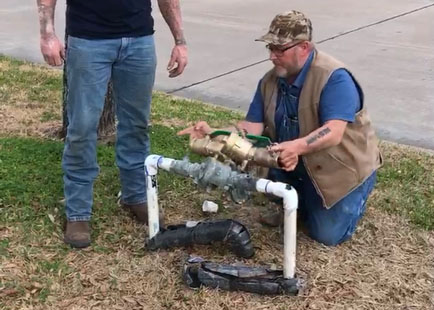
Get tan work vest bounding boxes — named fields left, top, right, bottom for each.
left=261, top=50, right=382, bottom=208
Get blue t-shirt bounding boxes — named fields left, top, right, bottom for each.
left=66, top=0, right=154, bottom=39
left=246, top=51, right=362, bottom=140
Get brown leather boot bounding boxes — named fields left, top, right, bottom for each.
left=122, top=202, right=165, bottom=227
left=64, top=221, right=91, bottom=248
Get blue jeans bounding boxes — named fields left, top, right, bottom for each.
left=63, top=35, right=157, bottom=222
left=269, top=167, right=377, bottom=246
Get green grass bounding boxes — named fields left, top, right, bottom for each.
left=151, top=92, right=243, bottom=127
left=375, top=146, right=434, bottom=230
left=40, top=110, right=61, bottom=122
left=0, top=55, right=62, bottom=107
left=0, top=239, right=9, bottom=257
left=0, top=125, right=197, bottom=235
left=0, top=139, right=64, bottom=224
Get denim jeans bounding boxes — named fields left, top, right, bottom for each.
left=63, top=35, right=157, bottom=222
left=269, top=168, right=377, bottom=246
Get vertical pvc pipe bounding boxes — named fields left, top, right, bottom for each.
left=145, top=155, right=175, bottom=239
left=145, top=155, right=162, bottom=239
left=146, top=174, right=160, bottom=239
left=283, top=190, right=298, bottom=279
left=256, top=179, right=298, bottom=279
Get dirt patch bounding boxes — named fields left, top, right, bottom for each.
left=0, top=104, right=61, bottom=138
left=0, top=61, right=10, bottom=71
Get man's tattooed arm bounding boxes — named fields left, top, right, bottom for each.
left=300, top=120, right=347, bottom=154
left=269, top=121, right=347, bottom=171
left=157, top=0, right=186, bottom=45
left=37, top=0, right=64, bottom=66
left=37, top=0, right=56, bottom=38
left=306, top=127, right=331, bottom=145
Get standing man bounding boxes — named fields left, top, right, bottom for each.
left=179, top=10, right=381, bottom=246
left=37, top=0, right=188, bottom=248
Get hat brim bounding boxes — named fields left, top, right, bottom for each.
left=255, top=32, right=294, bottom=45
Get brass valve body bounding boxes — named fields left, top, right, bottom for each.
left=189, top=133, right=279, bottom=169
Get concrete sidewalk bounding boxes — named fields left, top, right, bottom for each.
left=1, top=0, right=433, bottom=148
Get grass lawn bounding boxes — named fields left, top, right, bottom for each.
left=0, top=55, right=433, bottom=310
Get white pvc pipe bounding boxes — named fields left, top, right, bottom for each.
left=145, top=155, right=174, bottom=238
left=145, top=156, right=298, bottom=279
left=256, top=179, right=298, bottom=279
left=283, top=188, right=298, bottom=279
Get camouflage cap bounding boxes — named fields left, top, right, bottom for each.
left=256, top=10, right=312, bottom=45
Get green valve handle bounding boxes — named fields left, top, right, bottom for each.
left=245, top=134, right=272, bottom=148
left=209, top=130, right=232, bottom=137
left=209, top=130, right=272, bottom=148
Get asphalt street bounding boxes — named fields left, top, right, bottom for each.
left=1, top=0, right=433, bottom=148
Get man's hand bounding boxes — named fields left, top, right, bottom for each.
left=157, top=0, right=188, bottom=77
left=167, top=44, right=188, bottom=77
left=270, top=140, right=305, bottom=171
left=37, top=0, right=63, bottom=66
left=177, top=121, right=212, bottom=139
left=40, top=34, right=65, bottom=66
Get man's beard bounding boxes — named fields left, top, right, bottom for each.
left=274, top=59, right=302, bottom=79
left=274, top=65, right=301, bottom=78
left=274, top=66, right=289, bottom=78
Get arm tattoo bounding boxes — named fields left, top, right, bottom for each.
left=157, top=0, right=186, bottom=45
left=306, top=127, right=331, bottom=145
left=37, top=0, right=56, bottom=37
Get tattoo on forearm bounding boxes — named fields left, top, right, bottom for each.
left=158, top=0, right=186, bottom=45
left=306, top=127, right=331, bottom=145
left=37, top=0, right=56, bottom=36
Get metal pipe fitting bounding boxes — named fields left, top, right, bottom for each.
left=189, top=134, right=280, bottom=169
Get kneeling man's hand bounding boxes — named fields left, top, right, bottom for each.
left=270, top=140, right=303, bottom=171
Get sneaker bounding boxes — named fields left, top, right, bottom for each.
left=64, top=221, right=91, bottom=248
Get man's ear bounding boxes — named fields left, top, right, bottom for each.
left=300, top=41, right=310, bottom=51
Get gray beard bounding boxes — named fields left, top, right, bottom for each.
left=275, top=67, right=288, bottom=78
left=274, top=65, right=300, bottom=79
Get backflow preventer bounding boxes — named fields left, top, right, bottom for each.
left=145, top=151, right=299, bottom=295
left=144, top=131, right=300, bottom=295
